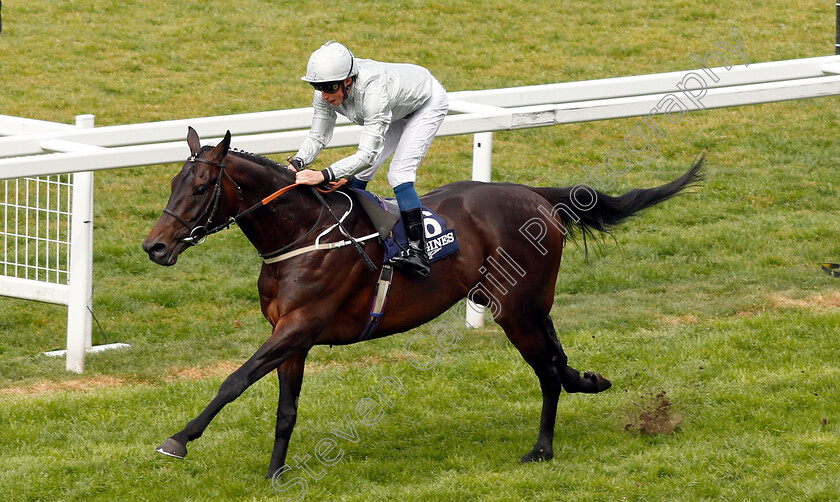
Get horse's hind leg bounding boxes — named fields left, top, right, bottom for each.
left=499, top=314, right=611, bottom=463
left=543, top=316, right=611, bottom=394
left=497, top=315, right=564, bottom=463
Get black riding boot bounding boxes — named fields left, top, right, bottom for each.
left=389, top=208, right=430, bottom=279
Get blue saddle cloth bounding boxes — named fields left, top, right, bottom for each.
left=351, top=188, right=459, bottom=263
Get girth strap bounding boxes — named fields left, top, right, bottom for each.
left=359, top=264, right=394, bottom=341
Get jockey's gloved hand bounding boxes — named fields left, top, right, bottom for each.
left=287, top=157, right=305, bottom=172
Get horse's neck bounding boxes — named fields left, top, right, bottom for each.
left=227, top=157, right=325, bottom=257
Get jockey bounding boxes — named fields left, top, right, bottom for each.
left=289, top=41, right=449, bottom=280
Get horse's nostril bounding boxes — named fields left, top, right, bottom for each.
left=150, top=243, right=167, bottom=256
left=143, top=241, right=167, bottom=257
left=142, top=238, right=177, bottom=266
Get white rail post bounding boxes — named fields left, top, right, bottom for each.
left=65, top=114, right=95, bottom=373
left=471, top=131, right=493, bottom=182
left=465, top=132, right=493, bottom=328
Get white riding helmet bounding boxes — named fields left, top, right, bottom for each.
left=301, top=41, right=358, bottom=83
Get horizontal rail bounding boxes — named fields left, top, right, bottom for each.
left=0, top=115, right=75, bottom=136
left=510, top=74, right=840, bottom=128
left=445, top=55, right=840, bottom=107
left=3, top=55, right=839, bottom=158
left=1, top=55, right=839, bottom=180
left=0, top=109, right=348, bottom=158
left=2, top=73, right=839, bottom=180
left=0, top=276, right=69, bottom=305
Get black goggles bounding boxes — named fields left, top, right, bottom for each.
left=311, top=81, right=343, bottom=94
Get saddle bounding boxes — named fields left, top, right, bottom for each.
left=348, top=188, right=460, bottom=263
left=348, top=188, right=400, bottom=240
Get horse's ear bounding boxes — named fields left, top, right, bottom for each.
left=209, top=130, right=232, bottom=160
left=187, top=127, right=201, bottom=154
left=209, top=131, right=230, bottom=162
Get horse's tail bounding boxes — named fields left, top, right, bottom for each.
left=529, top=156, right=704, bottom=239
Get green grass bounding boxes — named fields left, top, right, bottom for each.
left=2, top=0, right=840, bottom=500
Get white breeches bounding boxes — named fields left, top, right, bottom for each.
left=354, top=80, right=449, bottom=188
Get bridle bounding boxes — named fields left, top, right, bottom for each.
left=162, top=154, right=244, bottom=246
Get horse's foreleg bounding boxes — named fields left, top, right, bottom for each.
left=266, top=351, right=308, bottom=478
left=156, top=331, right=309, bottom=459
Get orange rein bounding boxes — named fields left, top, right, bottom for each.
left=259, top=178, right=348, bottom=207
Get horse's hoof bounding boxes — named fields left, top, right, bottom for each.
left=156, top=437, right=188, bottom=459
left=520, top=447, right=553, bottom=463
left=584, top=371, right=612, bottom=392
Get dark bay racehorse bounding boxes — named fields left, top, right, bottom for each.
left=142, top=128, right=702, bottom=477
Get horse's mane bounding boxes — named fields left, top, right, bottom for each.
left=228, top=148, right=296, bottom=182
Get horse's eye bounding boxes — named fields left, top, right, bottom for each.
left=194, top=185, right=208, bottom=196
